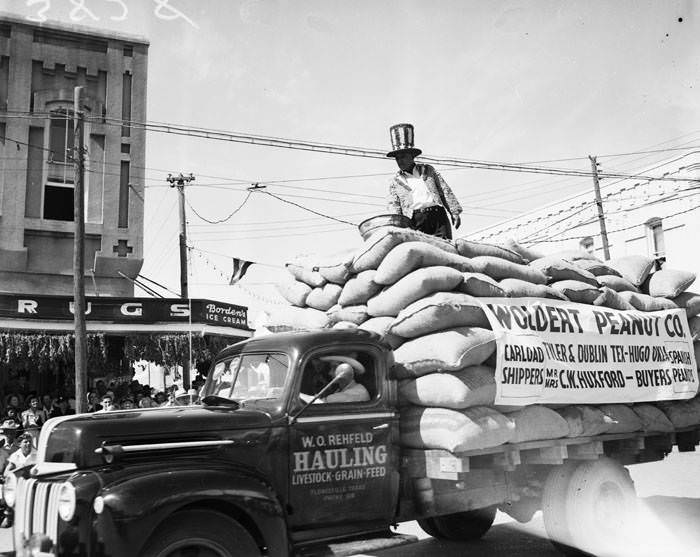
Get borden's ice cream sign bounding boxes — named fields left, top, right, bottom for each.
left=479, top=298, right=698, bottom=405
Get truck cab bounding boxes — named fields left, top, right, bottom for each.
left=6, top=329, right=401, bottom=557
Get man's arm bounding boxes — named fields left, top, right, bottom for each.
left=431, top=168, right=462, bottom=227
left=386, top=179, right=403, bottom=215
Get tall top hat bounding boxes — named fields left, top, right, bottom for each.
left=386, top=123, right=422, bottom=158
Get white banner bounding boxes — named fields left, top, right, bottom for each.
left=478, top=298, right=698, bottom=406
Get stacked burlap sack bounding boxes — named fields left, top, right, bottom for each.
left=271, top=226, right=700, bottom=454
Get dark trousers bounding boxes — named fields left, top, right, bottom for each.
left=411, top=205, right=452, bottom=240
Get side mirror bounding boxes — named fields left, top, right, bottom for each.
left=288, top=366, right=354, bottom=425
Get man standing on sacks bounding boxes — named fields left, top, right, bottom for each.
left=386, top=123, right=462, bottom=240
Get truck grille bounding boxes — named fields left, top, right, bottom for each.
left=13, top=477, right=62, bottom=553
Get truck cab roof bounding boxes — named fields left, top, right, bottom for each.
left=216, top=328, right=386, bottom=360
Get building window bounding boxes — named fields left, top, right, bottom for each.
left=121, top=72, right=132, bottom=137
left=48, top=111, right=74, bottom=166
left=123, top=45, right=133, bottom=57
left=119, top=161, right=130, bottom=228
left=580, top=236, right=594, bottom=253
left=121, top=143, right=130, bottom=154
left=646, top=218, right=665, bottom=260
left=44, top=182, right=74, bottom=221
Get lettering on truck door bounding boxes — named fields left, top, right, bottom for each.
left=288, top=348, right=398, bottom=528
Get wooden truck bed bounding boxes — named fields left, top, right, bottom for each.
left=397, top=426, right=700, bottom=521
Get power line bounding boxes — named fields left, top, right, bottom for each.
left=186, top=190, right=253, bottom=224
left=74, top=114, right=700, bottom=183
left=252, top=188, right=357, bottom=226
left=6, top=110, right=700, bottom=182
left=526, top=202, right=700, bottom=244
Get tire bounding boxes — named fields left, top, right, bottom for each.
left=564, top=457, right=637, bottom=556
left=417, top=517, right=441, bottom=537
left=140, top=509, right=260, bottom=557
left=542, top=461, right=580, bottom=554
left=430, top=505, right=497, bottom=541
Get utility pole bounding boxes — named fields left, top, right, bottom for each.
left=73, top=86, right=87, bottom=413
left=167, top=172, right=195, bottom=389
left=589, top=155, right=611, bottom=260
left=167, top=173, right=195, bottom=298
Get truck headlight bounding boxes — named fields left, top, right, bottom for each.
left=57, top=482, right=76, bottom=522
left=2, top=474, right=16, bottom=508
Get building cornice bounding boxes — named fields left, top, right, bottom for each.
left=0, top=11, right=149, bottom=45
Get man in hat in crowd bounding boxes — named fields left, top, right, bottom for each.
left=386, top=123, right=462, bottom=239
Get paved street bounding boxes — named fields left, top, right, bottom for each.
left=1, top=449, right=698, bottom=556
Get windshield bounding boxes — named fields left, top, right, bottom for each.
left=205, top=352, right=289, bottom=402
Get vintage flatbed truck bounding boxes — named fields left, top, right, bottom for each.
left=4, top=328, right=699, bottom=556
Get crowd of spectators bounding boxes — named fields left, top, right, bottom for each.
left=0, top=377, right=204, bottom=437
left=0, top=377, right=204, bottom=527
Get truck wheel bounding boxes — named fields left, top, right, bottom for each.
left=430, top=505, right=497, bottom=540
left=141, top=509, right=259, bottom=557
left=542, top=461, right=580, bottom=554
left=417, top=517, right=441, bottom=537
left=564, top=457, right=637, bottom=556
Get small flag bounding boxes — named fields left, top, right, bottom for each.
left=230, top=258, right=253, bottom=285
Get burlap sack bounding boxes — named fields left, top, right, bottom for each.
left=549, top=249, right=601, bottom=262
left=374, top=242, right=474, bottom=285
left=285, top=263, right=327, bottom=288
left=689, top=316, right=700, bottom=341
left=260, top=305, right=331, bottom=330
left=454, top=238, right=525, bottom=264
left=618, top=291, right=678, bottom=312
left=593, top=287, right=635, bottom=311
left=367, top=266, right=464, bottom=317
left=338, top=270, right=383, bottom=306
left=470, top=256, right=548, bottom=284
left=632, top=403, right=675, bottom=433
left=499, top=278, right=568, bottom=300
left=510, top=405, right=570, bottom=442
left=596, top=275, right=640, bottom=293
left=550, top=280, right=601, bottom=304
left=326, top=304, right=370, bottom=326
left=392, top=327, right=496, bottom=378
left=398, top=366, right=496, bottom=409
left=597, top=404, right=643, bottom=434
left=389, top=292, right=490, bottom=338
left=645, top=269, right=697, bottom=298
left=276, top=279, right=312, bottom=307
left=358, top=317, right=404, bottom=350
left=656, top=400, right=700, bottom=428
left=529, top=257, right=600, bottom=286
left=501, top=239, right=545, bottom=263
left=573, top=259, right=623, bottom=277
left=555, top=405, right=614, bottom=437
left=458, top=272, right=506, bottom=297
left=352, top=226, right=457, bottom=273
left=332, top=321, right=359, bottom=329
left=399, top=406, right=515, bottom=452
left=609, top=255, right=656, bottom=287
left=672, top=291, right=700, bottom=317
left=317, top=262, right=352, bottom=285
left=305, top=283, right=343, bottom=311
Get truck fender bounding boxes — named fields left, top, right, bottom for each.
left=96, top=467, right=288, bottom=556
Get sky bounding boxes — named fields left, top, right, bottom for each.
left=1, top=0, right=698, bottom=314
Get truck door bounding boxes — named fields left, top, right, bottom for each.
left=287, top=346, right=399, bottom=531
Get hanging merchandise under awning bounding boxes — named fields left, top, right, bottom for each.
left=0, top=294, right=252, bottom=393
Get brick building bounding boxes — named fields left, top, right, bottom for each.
left=0, top=13, right=148, bottom=296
